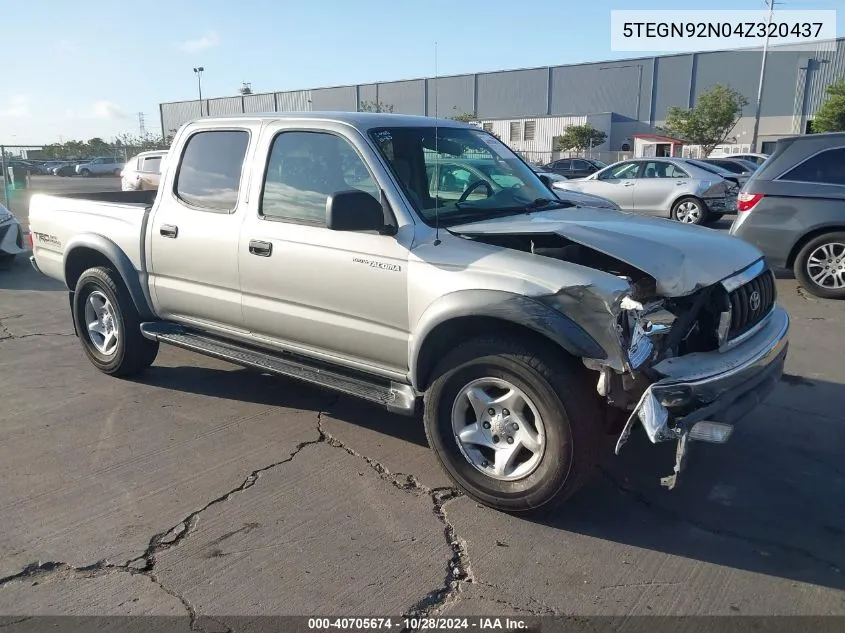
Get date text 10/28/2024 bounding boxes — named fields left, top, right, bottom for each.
left=308, top=617, right=533, bottom=630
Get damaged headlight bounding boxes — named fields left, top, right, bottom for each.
left=620, top=296, right=678, bottom=371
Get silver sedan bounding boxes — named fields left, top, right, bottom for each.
left=558, top=157, right=738, bottom=225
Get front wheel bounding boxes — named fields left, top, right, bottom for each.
left=423, top=337, right=601, bottom=513
left=73, top=266, right=159, bottom=376
left=671, top=197, right=708, bottom=225
left=794, top=232, right=845, bottom=299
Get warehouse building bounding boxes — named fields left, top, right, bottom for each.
left=159, top=38, right=844, bottom=163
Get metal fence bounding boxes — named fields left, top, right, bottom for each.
left=516, top=149, right=632, bottom=166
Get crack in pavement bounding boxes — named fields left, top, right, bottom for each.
left=600, top=468, right=843, bottom=575
left=0, top=424, right=325, bottom=632
left=314, top=410, right=475, bottom=623
left=0, top=397, right=482, bottom=627
left=474, top=580, right=559, bottom=616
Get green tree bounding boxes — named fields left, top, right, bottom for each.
left=811, top=78, right=845, bottom=133
left=359, top=100, right=394, bottom=113
left=663, top=84, right=749, bottom=156
left=450, top=107, right=478, bottom=123
left=553, top=124, right=607, bottom=151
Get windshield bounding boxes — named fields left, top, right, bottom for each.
left=369, top=126, right=567, bottom=226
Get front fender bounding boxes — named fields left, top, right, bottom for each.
left=409, top=289, right=607, bottom=390
left=64, top=233, right=155, bottom=320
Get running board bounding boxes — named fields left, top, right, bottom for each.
left=140, top=322, right=417, bottom=416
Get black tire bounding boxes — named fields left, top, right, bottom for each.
left=703, top=213, right=725, bottom=225
left=73, top=266, right=159, bottom=376
left=671, top=196, right=708, bottom=225
left=113, top=169, right=121, bottom=176
left=80, top=169, right=91, bottom=177
left=794, top=231, right=845, bottom=299
left=423, top=337, right=602, bottom=513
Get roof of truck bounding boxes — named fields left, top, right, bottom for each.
left=185, top=111, right=473, bottom=130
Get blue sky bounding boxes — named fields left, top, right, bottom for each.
left=1, top=0, right=842, bottom=144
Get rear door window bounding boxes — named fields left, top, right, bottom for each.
left=780, top=148, right=845, bottom=186
left=142, top=156, right=163, bottom=173
left=174, top=130, right=250, bottom=212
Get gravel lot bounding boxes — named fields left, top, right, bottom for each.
left=1, top=177, right=843, bottom=625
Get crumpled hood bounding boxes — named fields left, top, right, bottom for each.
left=449, top=207, right=764, bottom=297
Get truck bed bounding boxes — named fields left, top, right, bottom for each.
left=52, top=189, right=157, bottom=207
left=28, top=189, right=157, bottom=286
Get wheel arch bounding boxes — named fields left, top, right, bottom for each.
left=64, top=234, right=155, bottom=320
left=786, top=225, right=845, bottom=269
left=410, top=290, right=606, bottom=392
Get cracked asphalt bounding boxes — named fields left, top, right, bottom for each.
left=1, top=185, right=844, bottom=627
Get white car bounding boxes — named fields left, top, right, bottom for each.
left=75, top=156, right=125, bottom=177
left=0, top=203, right=25, bottom=269
left=121, top=150, right=167, bottom=191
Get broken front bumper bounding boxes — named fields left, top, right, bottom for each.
left=616, top=305, right=789, bottom=486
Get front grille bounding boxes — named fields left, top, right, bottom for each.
left=727, top=269, right=776, bottom=339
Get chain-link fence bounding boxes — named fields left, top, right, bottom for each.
left=1, top=144, right=44, bottom=213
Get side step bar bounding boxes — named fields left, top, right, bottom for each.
left=140, top=322, right=418, bottom=416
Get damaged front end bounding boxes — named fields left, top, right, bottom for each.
left=540, top=254, right=788, bottom=489
left=596, top=260, right=787, bottom=489
left=455, top=228, right=789, bottom=490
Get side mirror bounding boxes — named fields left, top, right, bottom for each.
left=538, top=174, right=553, bottom=190
left=326, top=190, right=394, bottom=234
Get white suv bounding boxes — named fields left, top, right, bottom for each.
left=75, top=156, right=124, bottom=177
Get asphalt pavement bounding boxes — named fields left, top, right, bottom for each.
left=1, top=177, right=843, bottom=626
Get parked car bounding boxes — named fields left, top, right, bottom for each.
left=121, top=150, right=167, bottom=191
left=700, top=158, right=759, bottom=177
left=542, top=157, right=607, bottom=179
left=75, top=156, right=124, bottom=177
left=53, top=163, right=79, bottom=177
left=679, top=158, right=747, bottom=190
left=730, top=132, right=845, bottom=299
left=710, top=152, right=769, bottom=166
left=29, top=112, right=788, bottom=511
left=560, top=157, right=736, bottom=225
left=0, top=202, right=25, bottom=269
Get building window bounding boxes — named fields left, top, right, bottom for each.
left=524, top=121, right=536, bottom=141
left=482, top=122, right=493, bottom=133
left=509, top=122, right=521, bottom=142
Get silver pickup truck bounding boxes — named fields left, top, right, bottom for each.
left=29, top=113, right=789, bottom=512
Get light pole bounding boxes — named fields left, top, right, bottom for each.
left=750, top=0, right=776, bottom=152
left=193, top=66, right=205, bottom=116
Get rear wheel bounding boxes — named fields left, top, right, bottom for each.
left=80, top=169, right=91, bottom=177
left=73, top=266, right=159, bottom=376
left=671, top=197, right=708, bottom=225
left=423, top=337, right=602, bottom=513
left=113, top=168, right=121, bottom=176
left=794, top=232, right=845, bottom=299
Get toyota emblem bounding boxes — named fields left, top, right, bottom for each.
left=749, top=290, right=761, bottom=312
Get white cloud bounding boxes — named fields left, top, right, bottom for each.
left=91, top=101, right=127, bottom=119
left=179, top=30, right=220, bottom=53
left=0, top=95, right=29, bottom=118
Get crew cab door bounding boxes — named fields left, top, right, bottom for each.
left=238, top=124, right=411, bottom=375
left=147, top=127, right=252, bottom=331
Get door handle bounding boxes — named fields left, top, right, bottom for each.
left=159, top=224, right=178, bottom=238
left=249, top=239, right=273, bottom=257
left=623, top=182, right=635, bottom=187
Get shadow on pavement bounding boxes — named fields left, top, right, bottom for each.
left=137, top=353, right=845, bottom=592
left=136, top=364, right=430, bottom=448
left=532, top=376, right=845, bottom=592
left=0, top=253, right=66, bottom=291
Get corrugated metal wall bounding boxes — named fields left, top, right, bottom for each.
left=243, top=92, right=276, bottom=113
left=159, top=37, right=845, bottom=145
left=207, top=96, right=244, bottom=116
